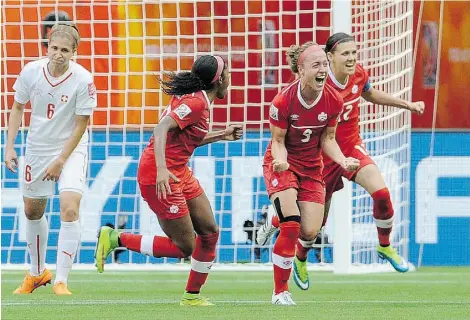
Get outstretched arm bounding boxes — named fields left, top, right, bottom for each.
left=362, top=88, right=425, bottom=115
left=320, top=125, right=359, bottom=172
left=199, top=124, right=243, bottom=146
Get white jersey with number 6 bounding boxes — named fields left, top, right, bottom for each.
left=13, top=58, right=97, bottom=156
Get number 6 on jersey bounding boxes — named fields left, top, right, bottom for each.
left=47, top=103, right=55, bottom=119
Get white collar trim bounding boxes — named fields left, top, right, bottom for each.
left=328, top=67, right=348, bottom=90
left=201, top=90, right=211, bottom=106
left=297, top=82, right=323, bottom=109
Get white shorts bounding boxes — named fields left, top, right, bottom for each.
left=22, top=149, right=88, bottom=198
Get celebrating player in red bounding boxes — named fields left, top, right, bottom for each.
left=95, top=55, right=242, bottom=306
left=5, top=23, right=96, bottom=295
left=263, top=41, right=359, bottom=305
left=257, top=33, right=425, bottom=290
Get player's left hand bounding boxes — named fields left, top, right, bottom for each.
left=341, top=157, right=360, bottom=172
left=224, top=124, right=244, bottom=141
left=408, top=101, right=425, bottom=115
left=43, top=158, right=65, bottom=182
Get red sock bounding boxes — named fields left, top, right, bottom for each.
left=272, top=220, right=300, bottom=294
left=371, top=188, right=394, bottom=247
left=185, top=232, right=219, bottom=293
left=296, top=240, right=311, bottom=261
left=119, top=233, right=186, bottom=258
left=272, top=215, right=280, bottom=228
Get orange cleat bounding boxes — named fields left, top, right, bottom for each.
left=53, top=282, right=72, bottom=295
left=13, top=269, right=52, bottom=294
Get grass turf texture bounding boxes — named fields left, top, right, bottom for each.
left=2, top=267, right=470, bottom=320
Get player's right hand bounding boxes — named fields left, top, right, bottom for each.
left=272, top=159, right=289, bottom=173
left=341, top=157, right=360, bottom=172
left=4, top=148, right=18, bottom=173
left=156, top=167, right=180, bottom=200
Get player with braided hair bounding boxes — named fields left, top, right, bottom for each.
left=95, top=55, right=243, bottom=306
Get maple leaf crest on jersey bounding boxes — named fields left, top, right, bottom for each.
left=318, top=112, right=328, bottom=122
left=269, top=104, right=279, bottom=120
left=174, top=104, right=192, bottom=119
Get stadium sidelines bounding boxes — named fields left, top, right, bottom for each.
left=3, top=299, right=469, bottom=306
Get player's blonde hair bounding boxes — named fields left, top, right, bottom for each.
left=49, top=23, right=80, bottom=50
left=286, top=41, right=317, bottom=74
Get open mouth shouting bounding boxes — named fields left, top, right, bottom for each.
left=315, top=74, right=326, bottom=85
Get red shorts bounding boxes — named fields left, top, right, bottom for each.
left=139, top=166, right=204, bottom=220
left=323, top=144, right=375, bottom=202
left=263, top=164, right=325, bottom=205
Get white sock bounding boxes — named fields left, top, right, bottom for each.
left=26, top=215, right=49, bottom=276
left=55, top=220, right=81, bottom=284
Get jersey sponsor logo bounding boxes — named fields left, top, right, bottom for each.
left=269, top=104, right=279, bottom=120
left=318, top=112, right=328, bottom=122
left=61, top=95, right=68, bottom=103
left=352, top=84, right=358, bottom=94
left=174, top=104, right=192, bottom=120
left=169, top=205, right=179, bottom=214
left=290, top=114, right=299, bottom=121
left=88, top=83, right=96, bottom=98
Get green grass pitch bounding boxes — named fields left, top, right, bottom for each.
left=2, top=267, right=470, bottom=320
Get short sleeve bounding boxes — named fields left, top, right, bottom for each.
left=168, top=97, right=205, bottom=130
left=13, top=67, right=31, bottom=104
left=75, top=78, right=97, bottom=116
left=327, top=95, right=344, bottom=127
left=269, top=94, right=289, bottom=129
left=362, top=68, right=371, bottom=93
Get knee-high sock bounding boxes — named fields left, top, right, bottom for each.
left=119, top=233, right=186, bottom=258
left=185, top=232, right=219, bottom=293
left=26, top=215, right=49, bottom=276
left=372, top=188, right=394, bottom=247
left=272, top=220, right=300, bottom=294
left=55, top=220, right=80, bottom=284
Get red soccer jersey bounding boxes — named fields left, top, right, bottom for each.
left=137, top=91, right=210, bottom=185
left=264, top=80, right=344, bottom=175
left=326, top=64, right=371, bottom=152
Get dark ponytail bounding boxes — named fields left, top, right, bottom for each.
left=158, top=55, right=225, bottom=96
left=325, top=32, right=355, bottom=53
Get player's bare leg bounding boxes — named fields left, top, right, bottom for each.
left=354, top=164, right=409, bottom=272
left=14, top=197, right=52, bottom=294
left=270, top=189, right=300, bottom=305
left=53, top=191, right=82, bottom=295
left=95, top=212, right=192, bottom=275
left=180, top=191, right=219, bottom=306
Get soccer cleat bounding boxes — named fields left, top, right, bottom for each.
left=53, top=282, right=72, bottom=295
left=180, top=292, right=214, bottom=306
left=256, top=206, right=278, bottom=246
left=13, top=269, right=52, bottom=294
left=377, top=245, right=409, bottom=273
left=292, top=256, right=309, bottom=290
left=271, top=291, right=296, bottom=305
left=94, top=226, right=121, bottom=273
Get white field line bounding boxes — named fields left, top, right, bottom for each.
left=2, top=299, right=470, bottom=307
left=2, top=279, right=468, bottom=284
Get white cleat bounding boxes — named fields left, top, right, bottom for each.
left=256, top=205, right=278, bottom=246
left=271, top=291, right=297, bottom=305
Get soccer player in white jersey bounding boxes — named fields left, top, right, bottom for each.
left=4, top=23, right=97, bottom=295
